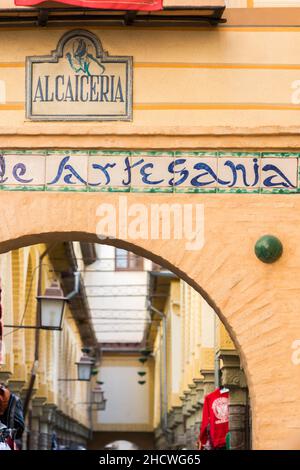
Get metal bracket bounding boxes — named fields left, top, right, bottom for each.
left=124, top=11, right=137, bottom=26
left=37, top=9, right=49, bottom=27
left=66, top=271, right=81, bottom=301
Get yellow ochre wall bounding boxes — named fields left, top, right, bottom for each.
left=1, top=5, right=300, bottom=451
left=0, top=245, right=90, bottom=429
left=3, top=21, right=300, bottom=148
left=153, top=279, right=235, bottom=430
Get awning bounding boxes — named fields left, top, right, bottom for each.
left=10, top=1, right=226, bottom=26
left=14, top=0, right=163, bottom=11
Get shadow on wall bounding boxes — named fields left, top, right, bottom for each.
left=88, top=432, right=154, bottom=450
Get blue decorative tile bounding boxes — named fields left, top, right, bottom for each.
left=218, top=156, right=261, bottom=191
left=261, top=157, right=298, bottom=192
left=46, top=151, right=88, bottom=191
left=130, top=151, right=174, bottom=192
left=173, top=152, right=218, bottom=192
left=88, top=152, right=130, bottom=192
left=1, top=152, right=46, bottom=189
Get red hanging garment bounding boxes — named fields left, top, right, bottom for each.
left=199, top=388, right=229, bottom=449
left=14, top=0, right=163, bottom=11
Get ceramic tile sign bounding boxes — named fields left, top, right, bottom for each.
left=88, top=151, right=131, bottom=192
left=26, top=30, right=133, bottom=121
left=218, top=153, right=261, bottom=191
left=0, top=151, right=47, bottom=191
left=130, top=151, right=174, bottom=193
left=0, top=151, right=299, bottom=193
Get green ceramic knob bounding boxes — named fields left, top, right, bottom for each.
left=255, top=235, right=283, bottom=264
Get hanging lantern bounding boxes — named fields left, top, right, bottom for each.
left=37, top=281, right=67, bottom=330
left=92, top=382, right=105, bottom=404
left=76, top=352, right=94, bottom=381
left=138, top=371, right=146, bottom=377
left=138, top=380, right=146, bottom=385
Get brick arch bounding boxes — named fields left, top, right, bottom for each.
left=0, top=190, right=300, bottom=449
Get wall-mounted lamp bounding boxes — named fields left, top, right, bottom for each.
left=76, top=381, right=107, bottom=411
left=92, top=382, right=105, bottom=405
left=4, top=280, right=67, bottom=331
left=59, top=349, right=95, bottom=382
left=5, top=271, right=80, bottom=332
left=37, top=281, right=66, bottom=330
left=76, top=350, right=95, bottom=381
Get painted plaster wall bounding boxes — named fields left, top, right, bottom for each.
left=3, top=26, right=300, bottom=138
left=0, top=191, right=299, bottom=449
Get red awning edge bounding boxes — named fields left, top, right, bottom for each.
left=14, top=0, right=163, bottom=11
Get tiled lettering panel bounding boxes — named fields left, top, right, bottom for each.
left=0, top=150, right=299, bottom=193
